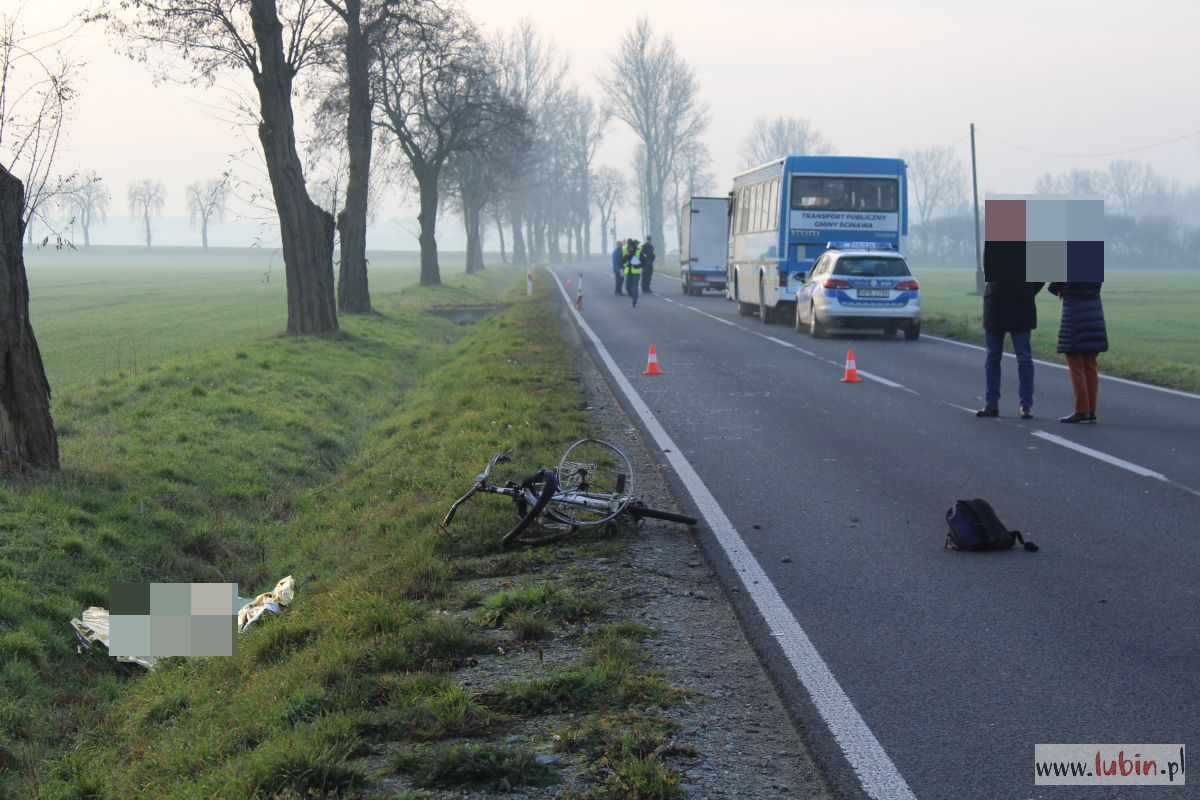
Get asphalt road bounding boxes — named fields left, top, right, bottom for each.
left=549, top=262, right=1200, bottom=800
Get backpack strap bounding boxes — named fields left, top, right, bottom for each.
left=1012, top=530, right=1039, bottom=552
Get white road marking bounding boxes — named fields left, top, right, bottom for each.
left=856, top=371, right=904, bottom=388
left=948, top=403, right=980, bottom=414
left=924, top=333, right=1200, bottom=401
left=1031, top=431, right=1167, bottom=479
left=550, top=268, right=917, bottom=800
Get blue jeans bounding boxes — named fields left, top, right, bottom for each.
left=984, top=329, right=1033, bottom=407
left=624, top=273, right=640, bottom=306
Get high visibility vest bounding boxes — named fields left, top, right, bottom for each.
left=624, top=245, right=642, bottom=275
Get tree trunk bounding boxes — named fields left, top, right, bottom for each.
left=201, top=216, right=209, bottom=251
left=250, top=0, right=338, bottom=334
left=81, top=219, right=90, bottom=249
left=335, top=0, right=372, bottom=315
left=510, top=204, right=526, bottom=266
left=581, top=171, right=591, bottom=257
left=415, top=168, right=441, bottom=286
left=463, top=191, right=484, bottom=274
left=144, top=211, right=151, bottom=249
left=0, top=167, right=58, bottom=471
left=494, top=207, right=507, bottom=264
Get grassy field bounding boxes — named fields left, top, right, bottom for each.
left=918, top=268, right=1200, bottom=392
left=1, top=264, right=690, bottom=798
left=25, top=246, right=491, bottom=391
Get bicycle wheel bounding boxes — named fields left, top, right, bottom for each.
left=549, top=438, right=634, bottom=527
left=502, top=470, right=577, bottom=547
left=623, top=500, right=698, bottom=526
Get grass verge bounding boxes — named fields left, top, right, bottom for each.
left=2, top=265, right=693, bottom=798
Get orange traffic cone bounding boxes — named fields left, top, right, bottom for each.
left=642, top=344, right=664, bottom=375
left=840, top=349, right=862, bottom=383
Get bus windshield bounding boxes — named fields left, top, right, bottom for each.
left=791, top=177, right=899, bottom=212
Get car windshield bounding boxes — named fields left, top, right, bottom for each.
left=832, top=257, right=911, bottom=277
left=790, top=177, right=899, bottom=212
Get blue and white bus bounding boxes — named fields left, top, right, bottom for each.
left=725, top=155, right=908, bottom=323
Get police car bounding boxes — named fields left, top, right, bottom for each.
left=793, top=243, right=921, bottom=340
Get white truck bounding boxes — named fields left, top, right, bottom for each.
left=679, top=196, right=729, bottom=296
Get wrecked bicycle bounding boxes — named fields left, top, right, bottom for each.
left=442, top=438, right=698, bottom=547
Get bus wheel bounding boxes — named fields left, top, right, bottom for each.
left=735, top=276, right=755, bottom=315
left=758, top=279, right=773, bottom=324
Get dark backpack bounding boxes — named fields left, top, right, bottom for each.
left=945, top=498, right=1038, bottom=552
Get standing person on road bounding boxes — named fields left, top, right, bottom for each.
left=1048, top=281, right=1107, bottom=424
left=623, top=238, right=642, bottom=307
left=639, top=236, right=656, bottom=293
left=976, top=280, right=1045, bottom=419
left=611, top=239, right=625, bottom=295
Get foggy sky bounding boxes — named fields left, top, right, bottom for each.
left=14, top=0, right=1200, bottom=248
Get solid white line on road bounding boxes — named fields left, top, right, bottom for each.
left=1031, top=431, right=1168, bottom=479
left=549, top=268, right=917, bottom=800
left=948, top=403, right=980, bottom=414
left=923, top=333, right=1200, bottom=401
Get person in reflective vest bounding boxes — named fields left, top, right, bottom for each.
left=623, top=238, right=642, bottom=307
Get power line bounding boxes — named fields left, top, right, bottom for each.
left=976, top=127, right=1200, bottom=159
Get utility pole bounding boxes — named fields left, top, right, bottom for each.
left=970, top=122, right=984, bottom=295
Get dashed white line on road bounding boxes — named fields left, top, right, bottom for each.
left=1031, top=431, right=1167, bottom=479
left=550, top=268, right=917, bottom=800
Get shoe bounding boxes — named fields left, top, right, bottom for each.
left=1084, top=412, right=1097, bottom=423
left=1019, top=406, right=1033, bottom=419
left=975, top=405, right=999, bottom=418
left=1059, top=412, right=1090, bottom=424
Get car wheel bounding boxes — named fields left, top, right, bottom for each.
left=904, top=321, right=921, bottom=341
left=809, top=304, right=826, bottom=338
left=883, top=322, right=898, bottom=337
left=794, top=302, right=805, bottom=333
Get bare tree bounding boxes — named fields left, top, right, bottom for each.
left=560, top=87, right=607, bottom=258
left=127, top=178, right=165, bottom=248
left=372, top=3, right=497, bottom=286
left=739, top=116, right=836, bottom=168
left=492, top=19, right=568, bottom=266
left=591, top=165, right=623, bottom=254
left=0, top=8, right=77, bottom=471
left=598, top=17, right=708, bottom=253
left=319, top=0, right=408, bottom=313
left=103, top=0, right=341, bottom=334
left=187, top=178, right=227, bottom=249
left=444, top=101, right=532, bottom=273
left=901, top=145, right=966, bottom=226
left=1, top=10, right=80, bottom=247
left=60, top=172, right=109, bottom=247
left=669, top=138, right=714, bottom=253
left=1106, top=159, right=1166, bottom=217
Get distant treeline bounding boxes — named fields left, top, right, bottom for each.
left=908, top=214, right=1200, bottom=269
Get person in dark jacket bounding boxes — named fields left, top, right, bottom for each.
left=1048, top=281, right=1107, bottom=423
left=611, top=240, right=625, bottom=295
left=639, top=236, right=656, bottom=293
left=976, top=281, right=1045, bottom=418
